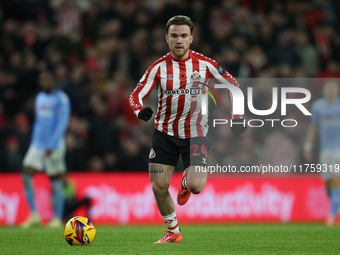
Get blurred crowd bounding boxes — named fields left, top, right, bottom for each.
left=0, top=0, right=340, bottom=172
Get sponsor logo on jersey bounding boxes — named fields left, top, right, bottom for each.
left=38, top=111, right=54, bottom=117
left=167, top=74, right=173, bottom=80
left=39, top=104, right=54, bottom=117
left=164, top=89, right=190, bottom=95
left=190, top=88, right=201, bottom=95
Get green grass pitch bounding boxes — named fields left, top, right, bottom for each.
left=1, top=224, right=340, bottom=254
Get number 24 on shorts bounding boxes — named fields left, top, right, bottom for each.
left=190, top=144, right=207, bottom=157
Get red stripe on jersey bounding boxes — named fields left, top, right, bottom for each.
left=155, top=83, right=160, bottom=129
left=173, top=61, right=186, bottom=138
left=162, top=60, right=173, bottom=134
left=154, top=67, right=163, bottom=130
left=187, top=100, right=197, bottom=135
left=196, top=106, right=203, bottom=136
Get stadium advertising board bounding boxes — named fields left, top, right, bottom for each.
left=0, top=172, right=329, bottom=225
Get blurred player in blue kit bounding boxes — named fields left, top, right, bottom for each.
left=304, top=80, right=340, bottom=226
left=21, top=72, right=71, bottom=228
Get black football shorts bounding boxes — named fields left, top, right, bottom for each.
left=148, top=129, right=207, bottom=168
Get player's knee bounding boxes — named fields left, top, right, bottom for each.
left=187, top=178, right=205, bottom=195
left=188, top=186, right=204, bottom=194
left=152, top=181, right=169, bottom=197
left=50, top=174, right=62, bottom=181
left=187, top=182, right=205, bottom=195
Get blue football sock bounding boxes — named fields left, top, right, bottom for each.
left=330, top=188, right=339, bottom=216
left=23, top=173, right=36, bottom=212
left=51, top=179, right=65, bottom=219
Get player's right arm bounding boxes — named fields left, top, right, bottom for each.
left=303, top=102, right=319, bottom=162
left=129, top=63, right=161, bottom=121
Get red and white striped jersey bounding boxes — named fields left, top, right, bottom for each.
left=129, top=50, right=241, bottom=139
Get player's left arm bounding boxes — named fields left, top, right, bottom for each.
left=207, top=61, right=246, bottom=137
left=46, top=93, right=71, bottom=151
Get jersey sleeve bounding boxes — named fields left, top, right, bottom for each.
left=129, top=63, right=160, bottom=117
left=206, top=61, right=243, bottom=119
left=46, top=92, right=71, bottom=149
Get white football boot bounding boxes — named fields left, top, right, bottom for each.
left=46, top=217, right=63, bottom=228
left=21, top=212, right=41, bottom=228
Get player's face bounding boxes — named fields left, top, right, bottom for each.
left=39, top=73, right=55, bottom=93
left=166, top=25, right=193, bottom=60
left=323, top=81, right=339, bottom=101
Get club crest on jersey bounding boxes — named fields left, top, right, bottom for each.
left=149, top=148, right=156, bottom=159
left=179, top=72, right=187, bottom=81
left=191, top=70, right=201, bottom=80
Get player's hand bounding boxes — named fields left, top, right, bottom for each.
left=45, top=149, right=52, bottom=156
left=138, top=107, right=153, bottom=121
left=231, top=119, right=247, bottom=137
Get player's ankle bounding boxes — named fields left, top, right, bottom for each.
left=168, top=227, right=180, bottom=234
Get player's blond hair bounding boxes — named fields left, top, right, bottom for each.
left=166, top=15, right=193, bottom=34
